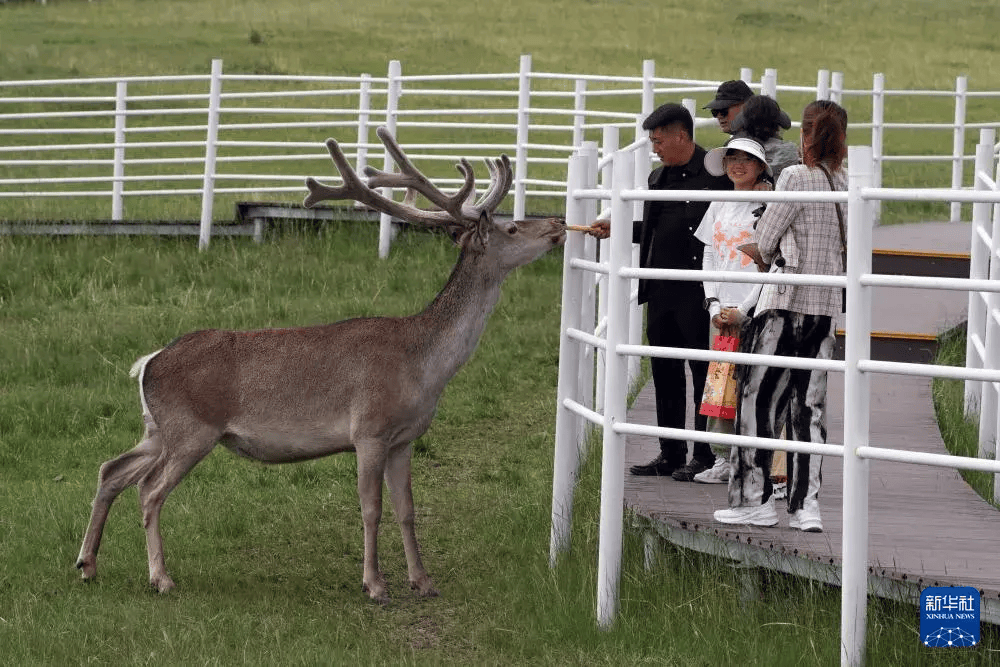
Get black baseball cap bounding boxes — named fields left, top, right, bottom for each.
left=703, top=80, right=754, bottom=110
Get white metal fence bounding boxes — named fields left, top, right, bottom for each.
left=964, top=130, right=1000, bottom=475
left=549, top=129, right=1000, bottom=665
left=2, top=56, right=999, bottom=255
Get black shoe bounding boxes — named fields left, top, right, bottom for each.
left=671, top=458, right=713, bottom=482
left=630, top=454, right=682, bottom=477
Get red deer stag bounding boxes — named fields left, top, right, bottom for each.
left=76, top=127, right=566, bottom=604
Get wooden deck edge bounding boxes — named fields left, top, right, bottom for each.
left=629, top=511, right=1000, bottom=627
left=835, top=330, right=939, bottom=342
left=873, top=248, right=971, bottom=261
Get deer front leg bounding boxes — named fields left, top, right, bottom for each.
left=357, top=445, right=389, bottom=604
left=384, top=443, right=437, bottom=597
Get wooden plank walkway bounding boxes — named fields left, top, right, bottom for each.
left=623, top=221, right=1000, bottom=623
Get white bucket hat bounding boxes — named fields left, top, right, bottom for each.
left=704, top=137, right=772, bottom=178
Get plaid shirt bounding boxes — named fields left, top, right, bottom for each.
left=755, top=164, right=846, bottom=317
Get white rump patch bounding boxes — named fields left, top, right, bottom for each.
left=130, top=350, right=162, bottom=419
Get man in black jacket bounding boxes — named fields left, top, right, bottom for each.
left=592, top=103, right=732, bottom=479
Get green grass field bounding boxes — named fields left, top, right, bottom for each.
left=3, top=1, right=1000, bottom=665
left=932, top=326, right=999, bottom=509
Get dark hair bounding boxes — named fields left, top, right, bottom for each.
left=642, top=103, right=693, bottom=138
left=801, top=100, right=848, bottom=170
left=732, top=95, right=789, bottom=142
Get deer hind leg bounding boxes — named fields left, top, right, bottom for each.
left=77, top=420, right=162, bottom=581
left=137, top=423, right=218, bottom=593
left=356, top=442, right=389, bottom=604
left=384, top=443, right=437, bottom=598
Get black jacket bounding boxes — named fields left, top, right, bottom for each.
left=633, top=145, right=732, bottom=307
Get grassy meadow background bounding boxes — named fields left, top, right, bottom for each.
left=2, top=0, right=1000, bottom=665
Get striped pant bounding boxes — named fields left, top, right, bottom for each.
left=729, top=310, right=835, bottom=513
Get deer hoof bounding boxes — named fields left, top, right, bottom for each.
left=150, top=573, right=176, bottom=594
left=76, top=558, right=97, bottom=580
left=411, top=577, right=439, bottom=598
left=362, top=580, right=390, bottom=606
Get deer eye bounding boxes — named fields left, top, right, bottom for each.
left=507, top=225, right=518, bottom=235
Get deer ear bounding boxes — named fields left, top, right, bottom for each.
left=453, top=213, right=492, bottom=250
left=472, top=211, right=491, bottom=247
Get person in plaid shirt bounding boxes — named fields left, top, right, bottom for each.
left=714, top=100, right=848, bottom=533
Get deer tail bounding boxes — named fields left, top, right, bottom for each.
left=130, top=350, right=162, bottom=421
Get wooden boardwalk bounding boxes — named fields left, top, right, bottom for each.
left=623, top=221, right=1000, bottom=623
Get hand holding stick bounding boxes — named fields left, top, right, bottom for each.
left=564, top=221, right=610, bottom=239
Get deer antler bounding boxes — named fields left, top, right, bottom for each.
left=304, top=126, right=512, bottom=228
left=473, top=155, right=513, bottom=212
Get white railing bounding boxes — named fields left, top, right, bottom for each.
left=964, top=128, right=1000, bottom=487
left=550, top=133, right=1000, bottom=666
left=2, top=57, right=999, bottom=254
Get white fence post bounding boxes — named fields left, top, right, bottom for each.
left=514, top=54, right=532, bottom=220
left=579, top=142, right=599, bottom=415
left=994, top=145, right=1000, bottom=504
left=951, top=75, right=969, bottom=223
left=817, top=69, right=831, bottom=101
left=682, top=98, right=696, bottom=141
left=378, top=60, right=402, bottom=259
left=595, top=126, right=619, bottom=413
left=640, top=59, right=655, bottom=118
left=841, top=145, right=875, bottom=667
left=739, top=67, right=753, bottom=85
left=979, top=131, right=1000, bottom=462
left=632, top=120, right=648, bottom=222
left=964, top=130, right=993, bottom=418
left=596, top=148, right=634, bottom=628
left=550, top=148, right=591, bottom=565
left=112, top=80, right=127, bottom=222
left=572, top=78, right=587, bottom=149
left=355, top=73, right=372, bottom=181
left=870, top=73, right=885, bottom=225
left=635, top=59, right=656, bottom=225
left=198, top=58, right=223, bottom=251
left=830, top=71, right=844, bottom=105
left=761, top=68, right=777, bottom=98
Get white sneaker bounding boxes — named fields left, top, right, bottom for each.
left=713, top=498, right=778, bottom=527
left=789, top=500, right=823, bottom=532
left=694, top=457, right=730, bottom=484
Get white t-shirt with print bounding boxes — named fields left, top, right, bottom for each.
left=694, top=200, right=762, bottom=317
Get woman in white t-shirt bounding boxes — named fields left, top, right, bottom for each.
left=692, top=137, right=771, bottom=484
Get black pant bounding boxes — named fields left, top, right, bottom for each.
left=732, top=310, right=833, bottom=512
left=645, top=300, right=712, bottom=467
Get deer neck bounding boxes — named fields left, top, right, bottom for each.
left=416, top=248, right=505, bottom=378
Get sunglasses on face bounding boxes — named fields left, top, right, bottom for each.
left=711, top=108, right=731, bottom=118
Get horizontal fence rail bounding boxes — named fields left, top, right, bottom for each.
left=551, top=127, right=1000, bottom=666
left=2, top=57, right=1000, bottom=254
